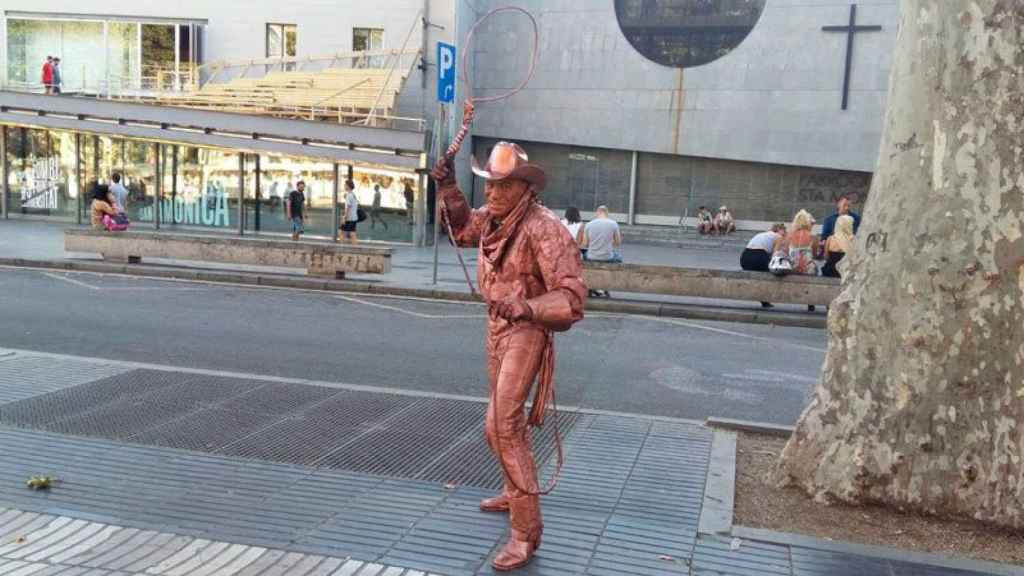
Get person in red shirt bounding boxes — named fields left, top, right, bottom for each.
left=41, top=56, right=53, bottom=94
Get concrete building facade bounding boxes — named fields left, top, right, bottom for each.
left=1, top=0, right=900, bottom=233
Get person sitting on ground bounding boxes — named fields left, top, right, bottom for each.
left=822, top=214, right=855, bottom=278
left=90, top=184, right=118, bottom=230
left=741, top=223, right=786, bottom=308
left=561, top=206, right=585, bottom=250
left=714, top=206, right=736, bottom=235
left=582, top=205, right=622, bottom=298
left=778, top=209, right=820, bottom=311
left=819, top=196, right=861, bottom=248
left=696, top=206, right=714, bottom=235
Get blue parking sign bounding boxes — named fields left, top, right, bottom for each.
left=437, top=42, right=456, bottom=103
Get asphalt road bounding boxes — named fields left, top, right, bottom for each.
left=0, top=266, right=827, bottom=424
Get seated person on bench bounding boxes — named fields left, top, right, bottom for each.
left=582, top=205, right=621, bottom=297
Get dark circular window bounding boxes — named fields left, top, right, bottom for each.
left=615, top=0, right=767, bottom=69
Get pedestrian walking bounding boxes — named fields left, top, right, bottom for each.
left=286, top=180, right=306, bottom=240
left=51, top=58, right=62, bottom=94
left=109, top=173, right=128, bottom=214
left=403, top=180, right=415, bottom=225
left=370, top=184, right=388, bottom=230
left=341, top=179, right=359, bottom=243
left=41, top=56, right=53, bottom=94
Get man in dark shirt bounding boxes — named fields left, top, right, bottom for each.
left=820, top=196, right=861, bottom=245
left=286, top=180, right=306, bottom=240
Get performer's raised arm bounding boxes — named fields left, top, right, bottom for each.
left=431, top=158, right=487, bottom=248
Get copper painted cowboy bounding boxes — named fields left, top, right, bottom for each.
left=431, top=111, right=586, bottom=571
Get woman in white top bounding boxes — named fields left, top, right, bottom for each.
left=560, top=206, right=585, bottom=249
left=740, top=223, right=786, bottom=308
left=341, top=179, right=360, bottom=244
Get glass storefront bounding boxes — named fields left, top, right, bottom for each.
left=1, top=124, right=420, bottom=243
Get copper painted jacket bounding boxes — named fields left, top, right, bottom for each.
left=437, top=182, right=587, bottom=338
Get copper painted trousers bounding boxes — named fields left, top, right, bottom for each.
left=485, top=324, right=546, bottom=539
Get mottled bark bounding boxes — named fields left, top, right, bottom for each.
left=776, top=1, right=1024, bottom=527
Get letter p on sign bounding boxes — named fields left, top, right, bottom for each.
left=437, top=42, right=456, bottom=103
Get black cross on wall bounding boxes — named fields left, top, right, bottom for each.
left=822, top=4, right=882, bottom=111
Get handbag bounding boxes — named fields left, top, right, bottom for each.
left=103, top=213, right=130, bottom=232
left=357, top=207, right=368, bottom=223
left=769, top=251, right=793, bottom=276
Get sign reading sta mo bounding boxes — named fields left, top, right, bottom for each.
left=437, top=42, right=456, bottom=103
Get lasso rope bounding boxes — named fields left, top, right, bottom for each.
left=433, top=7, right=563, bottom=498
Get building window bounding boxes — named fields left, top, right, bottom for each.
left=266, top=23, right=297, bottom=60
left=352, top=28, right=384, bottom=52
left=614, top=0, right=766, bottom=68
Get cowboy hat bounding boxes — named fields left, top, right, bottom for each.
left=472, top=141, right=546, bottom=191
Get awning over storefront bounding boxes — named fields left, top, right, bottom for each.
left=0, top=91, right=426, bottom=171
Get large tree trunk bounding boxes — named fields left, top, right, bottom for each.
left=776, top=1, right=1024, bottom=527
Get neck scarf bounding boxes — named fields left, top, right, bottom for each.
left=480, top=187, right=535, bottom=271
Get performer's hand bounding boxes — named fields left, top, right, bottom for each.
left=494, top=297, right=533, bottom=322
left=463, top=100, right=475, bottom=124
left=431, top=157, right=456, bottom=186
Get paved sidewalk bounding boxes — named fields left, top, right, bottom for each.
left=0, top=348, right=1017, bottom=576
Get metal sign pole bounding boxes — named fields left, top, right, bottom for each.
left=1, top=127, right=8, bottom=220
left=332, top=163, right=340, bottom=242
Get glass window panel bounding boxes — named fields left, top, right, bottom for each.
left=266, top=24, right=282, bottom=58
left=151, top=148, right=237, bottom=229
left=5, top=19, right=61, bottom=89
left=141, top=24, right=175, bottom=90
left=353, top=167, right=416, bottom=242
left=614, top=0, right=766, bottom=68
left=284, top=26, right=297, bottom=57
left=56, top=20, right=104, bottom=91
left=254, top=155, right=334, bottom=238
left=107, top=22, right=140, bottom=93
left=4, top=128, right=77, bottom=218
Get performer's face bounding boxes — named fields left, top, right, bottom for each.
left=486, top=179, right=528, bottom=219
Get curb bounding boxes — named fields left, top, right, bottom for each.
left=0, top=257, right=826, bottom=328
left=705, top=417, right=795, bottom=438
left=731, top=526, right=1024, bottom=576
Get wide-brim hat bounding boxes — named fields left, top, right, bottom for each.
left=471, top=141, right=546, bottom=191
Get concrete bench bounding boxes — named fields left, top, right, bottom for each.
left=65, top=229, right=391, bottom=278
left=583, top=262, right=840, bottom=306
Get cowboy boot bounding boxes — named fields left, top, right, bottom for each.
left=492, top=496, right=542, bottom=571
left=479, top=492, right=510, bottom=512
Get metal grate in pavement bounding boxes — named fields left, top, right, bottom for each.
left=0, top=354, right=132, bottom=405
left=0, top=370, right=581, bottom=490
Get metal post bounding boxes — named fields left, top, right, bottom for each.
left=237, top=153, right=245, bottom=235
left=75, top=133, right=82, bottom=225
left=154, top=143, right=161, bottom=230
left=1, top=127, right=7, bottom=220
left=628, top=150, right=638, bottom=225
left=332, top=163, right=340, bottom=242
left=171, top=145, right=178, bottom=224
left=254, top=154, right=261, bottom=232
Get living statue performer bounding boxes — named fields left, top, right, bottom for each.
left=431, top=115, right=586, bottom=571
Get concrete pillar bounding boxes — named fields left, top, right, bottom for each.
left=628, top=150, right=638, bottom=225
left=237, top=153, right=245, bottom=235
left=2, top=127, right=9, bottom=220
left=154, top=143, right=161, bottom=230
left=75, top=133, right=82, bottom=225
left=332, top=163, right=340, bottom=242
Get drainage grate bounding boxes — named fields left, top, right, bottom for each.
left=0, top=354, right=133, bottom=405
left=0, top=370, right=582, bottom=489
